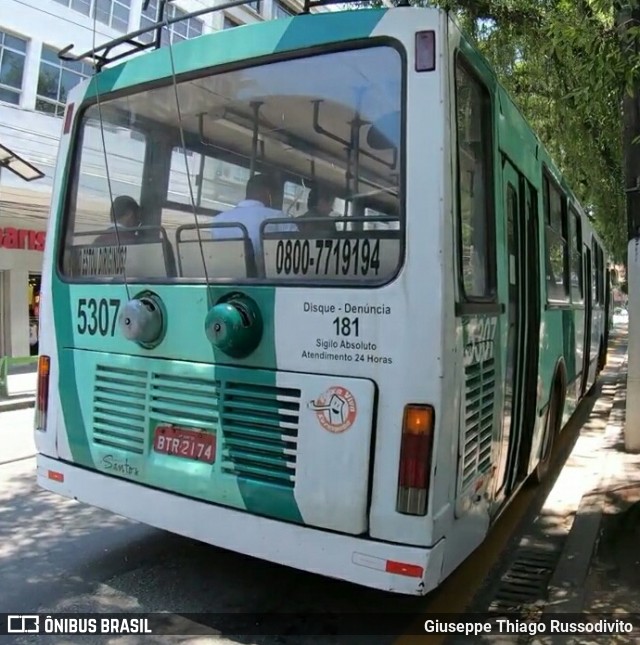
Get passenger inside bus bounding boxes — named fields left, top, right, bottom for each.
left=210, top=173, right=296, bottom=257
left=296, top=186, right=337, bottom=237
left=93, top=195, right=177, bottom=276
left=94, top=195, right=143, bottom=246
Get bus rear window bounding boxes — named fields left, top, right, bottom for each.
left=61, top=45, right=404, bottom=284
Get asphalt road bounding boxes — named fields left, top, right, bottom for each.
left=0, top=329, right=624, bottom=645
left=0, top=408, right=420, bottom=644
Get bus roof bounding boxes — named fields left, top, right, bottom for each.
left=68, top=8, right=394, bottom=102
left=59, top=2, right=607, bottom=254
left=58, top=2, right=394, bottom=72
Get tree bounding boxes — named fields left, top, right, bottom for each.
left=380, top=0, right=635, bottom=261
left=472, top=0, right=629, bottom=260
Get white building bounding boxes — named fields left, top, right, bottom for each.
left=0, top=0, right=300, bottom=358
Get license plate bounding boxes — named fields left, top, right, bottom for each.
left=153, top=425, right=216, bottom=463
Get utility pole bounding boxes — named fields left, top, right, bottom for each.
left=621, top=2, right=640, bottom=451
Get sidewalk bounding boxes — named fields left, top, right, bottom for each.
left=0, top=407, right=36, bottom=464
left=0, top=370, right=36, bottom=412
left=542, top=323, right=640, bottom=641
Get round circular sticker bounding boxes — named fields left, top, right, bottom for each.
left=309, top=386, right=357, bottom=433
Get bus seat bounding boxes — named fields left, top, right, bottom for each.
left=123, top=242, right=169, bottom=278
left=178, top=239, right=256, bottom=278
left=64, top=226, right=175, bottom=279
left=176, top=223, right=257, bottom=278
left=63, top=240, right=170, bottom=279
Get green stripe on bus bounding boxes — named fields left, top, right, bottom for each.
left=209, top=285, right=303, bottom=523
left=52, top=279, right=95, bottom=467
left=86, top=20, right=292, bottom=98
left=274, top=10, right=386, bottom=51
left=83, top=10, right=386, bottom=100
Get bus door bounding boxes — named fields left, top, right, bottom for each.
left=604, top=268, right=611, bottom=360
left=493, top=159, right=541, bottom=500
left=580, top=246, right=593, bottom=395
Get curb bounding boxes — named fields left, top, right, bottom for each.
left=0, top=397, right=35, bottom=413
left=543, top=355, right=628, bottom=616
left=0, top=453, right=36, bottom=466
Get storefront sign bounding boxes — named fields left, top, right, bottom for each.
left=0, top=227, right=46, bottom=251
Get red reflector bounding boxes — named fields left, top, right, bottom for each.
left=63, top=103, right=74, bottom=134
left=415, top=31, right=436, bottom=72
left=385, top=560, right=424, bottom=578
left=48, top=470, right=64, bottom=482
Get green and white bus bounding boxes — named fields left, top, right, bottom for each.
left=35, top=2, right=611, bottom=595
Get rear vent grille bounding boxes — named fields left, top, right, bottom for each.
left=93, top=365, right=147, bottom=454
left=460, top=357, right=496, bottom=491
left=92, top=363, right=302, bottom=484
left=149, top=373, right=221, bottom=430
left=221, top=382, right=301, bottom=487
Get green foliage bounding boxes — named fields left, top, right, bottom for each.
left=378, top=0, right=634, bottom=261
left=518, top=2, right=625, bottom=263
left=455, top=0, right=627, bottom=260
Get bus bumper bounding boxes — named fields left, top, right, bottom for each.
left=37, top=454, right=445, bottom=596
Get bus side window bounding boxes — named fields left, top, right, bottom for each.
left=455, top=56, right=494, bottom=299
left=593, top=240, right=603, bottom=305
left=569, top=208, right=583, bottom=303
left=543, top=173, right=569, bottom=303
left=592, top=239, right=598, bottom=304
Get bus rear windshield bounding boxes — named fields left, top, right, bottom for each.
left=61, top=44, right=404, bottom=284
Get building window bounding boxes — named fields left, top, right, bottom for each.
left=140, top=0, right=203, bottom=45
left=247, top=0, right=262, bottom=13
left=273, top=0, right=293, bottom=18
left=543, top=173, right=569, bottom=302
left=95, top=0, right=131, bottom=32
left=0, top=30, right=27, bottom=105
left=455, top=56, right=495, bottom=299
left=52, top=0, right=91, bottom=17
left=36, top=45, right=92, bottom=116
left=52, top=0, right=131, bottom=32
left=223, top=16, right=241, bottom=29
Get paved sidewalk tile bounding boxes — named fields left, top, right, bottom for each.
left=582, top=365, right=640, bottom=617
left=0, top=371, right=37, bottom=412
left=0, top=408, right=36, bottom=464
left=0, top=396, right=35, bottom=413
left=5, top=371, right=37, bottom=396
left=534, top=330, right=640, bottom=644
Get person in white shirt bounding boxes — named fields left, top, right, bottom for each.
left=29, top=320, right=39, bottom=356
left=211, top=173, right=297, bottom=264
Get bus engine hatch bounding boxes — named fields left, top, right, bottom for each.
left=58, top=349, right=376, bottom=535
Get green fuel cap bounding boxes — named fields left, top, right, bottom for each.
left=205, top=293, right=263, bottom=358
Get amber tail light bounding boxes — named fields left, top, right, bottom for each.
left=35, top=355, right=50, bottom=431
left=396, top=404, right=435, bottom=515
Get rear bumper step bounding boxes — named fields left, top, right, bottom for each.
left=37, top=454, right=444, bottom=595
